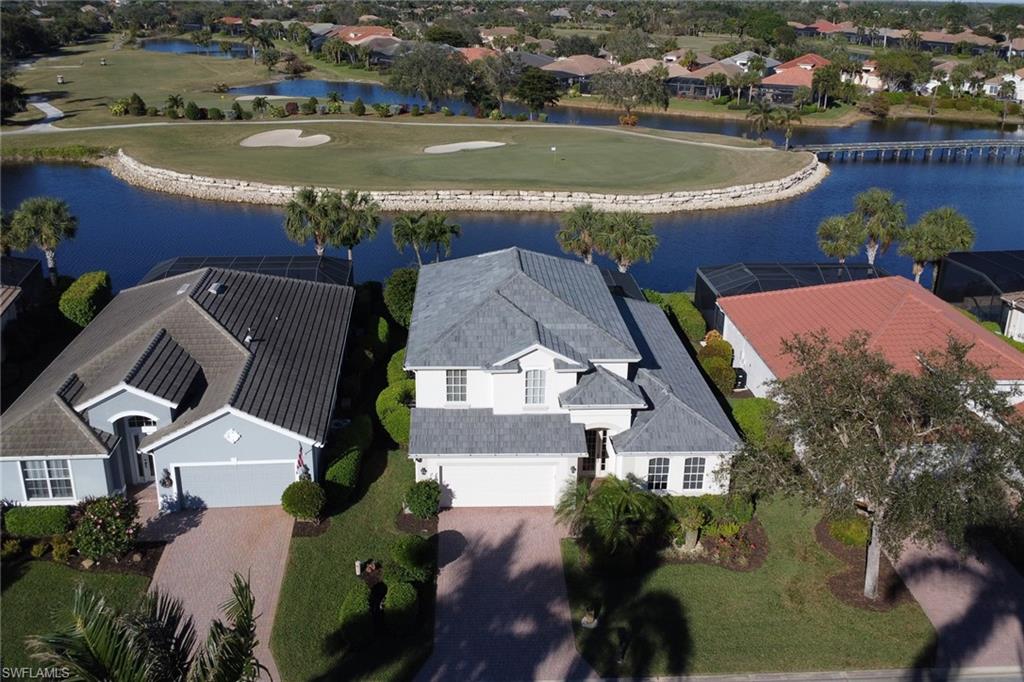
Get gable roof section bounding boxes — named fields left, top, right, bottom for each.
left=542, top=54, right=614, bottom=77
left=125, top=329, right=201, bottom=406
left=1, top=255, right=42, bottom=288
left=559, top=366, right=647, bottom=409
left=717, top=277, right=1024, bottom=382
left=775, top=53, right=831, bottom=70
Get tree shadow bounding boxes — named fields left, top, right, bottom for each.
left=895, top=542, right=1024, bottom=680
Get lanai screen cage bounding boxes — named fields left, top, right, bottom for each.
left=934, top=251, right=1024, bottom=323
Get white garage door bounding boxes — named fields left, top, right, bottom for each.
left=439, top=463, right=557, bottom=507
left=177, top=462, right=295, bottom=508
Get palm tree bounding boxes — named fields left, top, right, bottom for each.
left=7, top=197, right=78, bottom=285
left=393, top=211, right=427, bottom=266
left=816, top=214, right=865, bottom=264
left=853, top=188, right=906, bottom=266
left=242, top=24, right=272, bottom=65
left=595, top=212, right=658, bottom=273
left=165, top=94, right=184, bottom=116
left=728, top=72, right=746, bottom=104
left=999, top=80, right=1016, bottom=124
left=555, top=478, right=591, bottom=537
left=746, top=98, right=774, bottom=139
left=285, top=187, right=333, bottom=256
left=422, top=212, right=461, bottom=262
left=251, top=96, right=268, bottom=118
left=28, top=574, right=266, bottom=681
left=579, top=476, right=665, bottom=558
left=899, top=207, right=975, bottom=286
left=556, top=204, right=605, bottom=264
left=337, top=190, right=381, bottom=261
left=772, top=106, right=802, bottom=150
left=704, top=72, right=727, bottom=98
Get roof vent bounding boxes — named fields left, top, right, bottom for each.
left=208, top=282, right=224, bottom=295
left=243, top=326, right=254, bottom=345
left=176, top=283, right=190, bottom=295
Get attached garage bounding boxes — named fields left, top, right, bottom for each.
left=439, top=462, right=559, bottom=508
left=176, top=461, right=296, bottom=509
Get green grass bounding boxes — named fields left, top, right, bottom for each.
left=271, top=449, right=432, bottom=682
left=673, top=33, right=737, bottom=54
left=563, top=95, right=860, bottom=126
left=0, top=559, right=150, bottom=670
left=562, top=497, right=934, bottom=676
left=956, top=308, right=1024, bottom=353
left=1, top=120, right=808, bottom=194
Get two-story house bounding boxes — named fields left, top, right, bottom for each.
left=404, top=248, right=740, bottom=508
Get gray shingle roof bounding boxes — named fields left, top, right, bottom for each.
left=559, top=366, right=647, bottom=409
left=611, top=297, right=740, bottom=453
left=406, top=248, right=639, bottom=368
left=1, top=264, right=354, bottom=458
left=409, top=408, right=587, bottom=456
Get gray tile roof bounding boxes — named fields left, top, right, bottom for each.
left=406, top=248, right=639, bottom=368
left=139, top=256, right=352, bottom=287
left=1, top=264, right=354, bottom=458
left=409, top=408, right=586, bottom=457
left=559, top=366, right=647, bottom=409
left=1, top=255, right=42, bottom=288
left=611, top=297, right=740, bottom=453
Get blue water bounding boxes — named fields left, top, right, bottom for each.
left=141, top=37, right=249, bottom=59
left=2, top=160, right=1021, bottom=292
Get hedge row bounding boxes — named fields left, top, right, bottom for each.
left=376, top=378, right=414, bottom=446
left=4, top=505, right=71, bottom=538
left=643, top=290, right=706, bottom=343
left=59, top=271, right=112, bottom=328
left=669, top=493, right=754, bottom=538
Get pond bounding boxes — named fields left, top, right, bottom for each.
left=141, top=37, right=249, bottom=60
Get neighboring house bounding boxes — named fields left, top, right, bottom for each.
left=458, top=46, right=499, bottom=63
left=215, top=16, right=245, bottom=35
left=719, top=50, right=780, bottom=74
left=758, top=53, right=831, bottom=101
left=550, top=7, right=572, bottom=21
left=404, top=248, right=739, bottom=508
left=0, top=255, right=45, bottom=333
left=479, top=26, right=518, bottom=45
left=1002, top=36, right=1024, bottom=59
left=984, top=67, right=1024, bottom=102
left=934, top=250, right=1024, bottom=328
left=717, top=277, right=1024, bottom=408
left=662, top=49, right=714, bottom=67
left=1002, top=292, right=1024, bottom=343
left=844, top=59, right=884, bottom=92
left=510, top=50, right=555, bottom=69
left=0, top=259, right=354, bottom=510
left=325, top=24, right=393, bottom=46
left=541, top=54, right=615, bottom=91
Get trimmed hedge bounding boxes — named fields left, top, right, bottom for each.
left=644, top=290, right=706, bottom=343
left=377, top=316, right=391, bottom=349
left=4, top=505, right=71, bottom=538
left=730, top=397, right=776, bottom=445
left=339, top=580, right=373, bottom=644
left=325, top=447, right=362, bottom=503
left=336, top=414, right=373, bottom=454
left=281, top=480, right=326, bottom=522
left=389, top=534, right=434, bottom=583
left=404, top=479, right=441, bottom=519
left=376, top=379, right=414, bottom=446
left=702, top=356, right=735, bottom=394
left=59, top=271, right=112, bottom=327
left=698, top=331, right=733, bottom=364
left=387, top=348, right=410, bottom=385
left=384, top=267, right=418, bottom=328
left=383, top=581, right=419, bottom=634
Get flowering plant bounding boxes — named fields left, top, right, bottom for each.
left=73, top=494, right=140, bottom=561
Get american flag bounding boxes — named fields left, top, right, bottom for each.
left=296, top=443, right=305, bottom=473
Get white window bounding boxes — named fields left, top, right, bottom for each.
left=682, top=457, right=706, bottom=490
left=524, top=370, right=545, bottom=405
left=446, top=369, right=467, bottom=403
left=21, top=460, right=74, bottom=500
left=647, top=457, right=669, bottom=491
left=126, top=415, right=157, bottom=428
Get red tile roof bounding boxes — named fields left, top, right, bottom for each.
left=326, top=25, right=393, bottom=44
left=718, top=277, right=1024, bottom=381
left=775, top=53, right=832, bottom=70
left=458, top=47, right=499, bottom=62
left=760, top=67, right=815, bottom=88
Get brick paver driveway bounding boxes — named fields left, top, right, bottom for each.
left=417, top=507, right=596, bottom=682
left=895, top=540, right=1024, bottom=669
left=147, top=506, right=293, bottom=681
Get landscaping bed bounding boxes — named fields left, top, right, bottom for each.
left=661, top=517, right=768, bottom=572
left=814, top=518, right=912, bottom=613
left=395, top=511, right=438, bottom=537
left=292, top=517, right=332, bottom=538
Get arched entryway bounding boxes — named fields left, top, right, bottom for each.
left=580, top=428, right=608, bottom=479
left=112, top=413, right=158, bottom=485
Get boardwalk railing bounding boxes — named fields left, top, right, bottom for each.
left=792, top=139, right=1024, bottom=163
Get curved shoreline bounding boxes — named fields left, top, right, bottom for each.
left=97, top=149, right=829, bottom=214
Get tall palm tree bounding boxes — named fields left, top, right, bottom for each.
left=772, top=106, right=801, bottom=150
left=393, top=211, right=427, bottom=266
left=853, top=188, right=906, bottom=266
left=816, top=214, right=865, bottom=264
left=242, top=24, right=272, bottom=65
left=746, top=98, right=774, bottom=139
left=285, top=186, right=333, bottom=256
left=28, top=574, right=266, bottom=681
left=999, top=80, right=1017, bottom=124
left=337, top=190, right=381, bottom=261
left=556, top=204, right=605, bottom=264
left=899, top=207, right=975, bottom=287
left=595, top=212, right=658, bottom=273
left=7, top=196, right=78, bottom=285
left=422, top=212, right=461, bottom=262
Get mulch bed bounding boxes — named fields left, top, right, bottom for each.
left=661, top=519, right=769, bottom=572
left=814, top=518, right=912, bottom=612
left=59, top=540, right=165, bottom=578
left=395, top=512, right=438, bottom=537
left=292, top=518, right=332, bottom=538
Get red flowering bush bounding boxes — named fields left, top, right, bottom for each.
left=72, top=494, right=140, bottom=561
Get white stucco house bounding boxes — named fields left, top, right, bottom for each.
left=404, top=248, right=740, bottom=508
left=984, top=67, right=1024, bottom=103
left=1001, top=292, right=1024, bottom=343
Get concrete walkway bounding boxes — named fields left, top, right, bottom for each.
left=417, top=507, right=597, bottom=682
left=148, top=505, right=293, bottom=680
left=894, top=541, right=1024, bottom=670
left=19, top=99, right=65, bottom=132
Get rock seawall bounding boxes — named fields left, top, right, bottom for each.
left=100, top=149, right=829, bottom=214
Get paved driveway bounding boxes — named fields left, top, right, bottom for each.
left=148, top=506, right=293, bottom=681
left=417, top=507, right=596, bottom=682
left=895, top=540, right=1024, bottom=669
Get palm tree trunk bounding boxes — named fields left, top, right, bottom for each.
left=314, top=241, right=325, bottom=256
left=584, top=251, right=592, bottom=265
left=912, top=262, right=924, bottom=283
left=866, top=239, right=879, bottom=265
left=413, top=245, right=422, bottom=267
left=617, top=262, right=628, bottom=273
left=45, top=249, right=58, bottom=286
left=348, top=247, right=354, bottom=261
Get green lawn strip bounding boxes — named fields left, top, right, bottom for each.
left=564, top=96, right=859, bottom=126
left=0, top=560, right=150, bottom=670
left=1, top=121, right=808, bottom=194
left=562, top=497, right=934, bottom=676
left=271, top=449, right=431, bottom=682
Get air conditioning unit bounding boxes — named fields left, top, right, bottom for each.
left=733, top=367, right=748, bottom=390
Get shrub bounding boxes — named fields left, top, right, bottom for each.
left=284, top=101, right=299, bottom=116
left=146, top=106, right=159, bottom=116
left=670, top=497, right=708, bottom=532
left=618, top=114, right=638, bottom=126
left=213, top=82, right=229, bottom=93
left=376, top=380, right=414, bottom=445
left=325, top=448, right=362, bottom=503
left=404, top=480, right=441, bottom=519
left=698, top=330, right=733, bottom=364
left=538, top=112, right=548, bottom=122
left=281, top=480, right=326, bottom=522
left=4, top=505, right=71, bottom=537
left=829, top=515, right=869, bottom=547
left=73, top=495, right=140, bottom=561
left=514, top=112, right=528, bottom=121
left=383, top=581, right=419, bottom=634
left=857, top=92, right=890, bottom=119
left=350, top=97, right=366, bottom=116
left=372, top=102, right=391, bottom=117
left=109, top=99, right=129, bottom=116
left=299, top=101, right=316, bottom=115
left=387, top=348, right=410, bottom=384
left=51, top=533, right=73, bottom=564
left=30, top=540, right=49, bottom=558
left=384, top=267, right=418, bottom=327
left=269, top=105, right=287, bottom=118
left=702, top=356, right=735, bottom=394
left=241, top=110, right=254, bottom=120
left=726, top=101, right=751, bottom=110
left=327, top=101, right=344, bottom=114
left=712, top=95, right=731, bottom=105
left=163, top=106, right=179, bottom=119
left=59, top=271, right=112, bottom=328
left=389, top=534, right=434, bottom=583
left=207, top=107, right=224, bottom=120
left=232, top=101, right=244, bottom=119
left=339, top=580, right=373, bottom=645
left=731, top=397, right=776, bottom=446
left=440, top=106, right=453, bottom=116
left=334, top=414, right=374, bottom=454
left=381, top=408, right=411, bottom=446
left=488, top=108, right=503, bottom=120
left=410, top=104, right=422, bottom=116
left=700, top=493, right=754, bottom=537
left=644, top=290, right=705, bottom=343
left=184, top=101, right=201, bottom=120
left=1, top=539, right=20, bottom=559
left=377, top=316, right=391, bottom=350
left=127, top=92, right=146, bottom=116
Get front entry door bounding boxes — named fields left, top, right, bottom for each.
left=129, top=432, right=155, bottom=483
left=580, top=429, right=607, bottom=478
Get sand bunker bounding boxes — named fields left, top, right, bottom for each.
left=423, top=140, right=507, bottom=154
left=240, top=129, right=330, bottom=148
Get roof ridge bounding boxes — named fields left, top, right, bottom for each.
left=426, top=279, right=525, bottom=353
left=636, top=366, right=738, bottom=445
left=593, top=365, right=645, bottom=401
left=719, top=275, right=896, bottom=305
left=121, top=268, right=200, bottom=294
left=124, top=328, right=167, bottom=384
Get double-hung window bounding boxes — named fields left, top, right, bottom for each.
left=524, top=370, right=545, bottom=405
left=682, top=457, right=706, bottom=491
left=21, top=460, right=74, bottom=500
left=446, top=369, right=467, bottom=403
left=647, top=457, right=669, bottom=491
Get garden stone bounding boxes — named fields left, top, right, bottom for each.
left=81, top=558, right=95, bottom=569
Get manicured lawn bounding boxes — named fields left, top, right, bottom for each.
left=562, top=497, right=934, bottom=677
left=564, top=95, right=861, bottom=126
left=271, top=449, right=432, bottom=682
left=673, top=33, right=738, bottom=53
left=0, top=559, right=150, bottom=670
left=2, top=120, right=810, bottom=194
